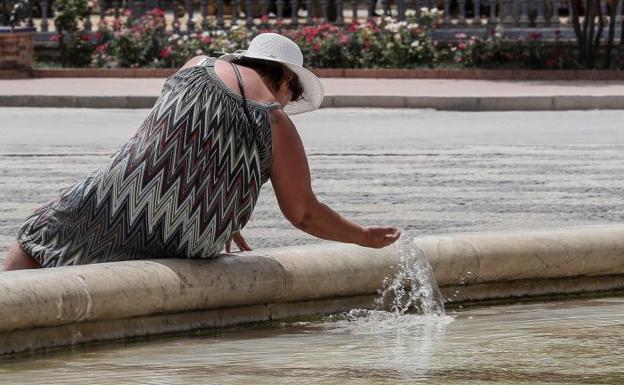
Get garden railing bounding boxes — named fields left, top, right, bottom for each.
left=1, top=0, right=623, bottom=38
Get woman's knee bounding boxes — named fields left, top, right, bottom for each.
left=2, top=240, right=41, bottom=271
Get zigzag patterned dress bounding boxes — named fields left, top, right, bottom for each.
left=16, top=57, right=280, bottom=267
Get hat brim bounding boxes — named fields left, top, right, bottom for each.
left=218, top=52, right=324, bottom=116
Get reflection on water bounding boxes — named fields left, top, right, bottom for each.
left=2, top=297, right=624, bottom=384
left=321, top=312, right=453, bottom=383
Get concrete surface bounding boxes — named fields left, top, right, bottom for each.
left=3, top=108, right=624, bottom=257
left=2, top=77, right=624, bottom=110
left=1, top=225, right=624, bottom=355
left=0, top=244, right=397, bottom=334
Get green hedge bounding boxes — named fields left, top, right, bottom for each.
left=50, top=7, right=624, bottom=70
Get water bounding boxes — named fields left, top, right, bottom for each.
left=375, top=235, right=445, bottom=316
left=2, top=297, right=623, bottom=384
left=323, top=233, right=446, bottom=327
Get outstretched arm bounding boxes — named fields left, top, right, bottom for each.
left=269, top=110, right=400, bottom=249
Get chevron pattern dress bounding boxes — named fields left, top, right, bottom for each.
left=16, top=57, right=280, bottom=267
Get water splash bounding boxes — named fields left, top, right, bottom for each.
left=324, top=234, right=446, bottom=327
left=374, top=235, right=446, bottom=316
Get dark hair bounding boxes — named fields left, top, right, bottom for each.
left=231, top=56, right=304, bottom=102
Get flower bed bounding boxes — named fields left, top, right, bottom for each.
left=49, top=7, right=624, bottom=70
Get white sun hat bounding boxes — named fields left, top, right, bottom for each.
left=218, top=32, right=324, bottom=115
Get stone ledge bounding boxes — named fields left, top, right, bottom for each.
left=1, top=225, right=624, bottom=355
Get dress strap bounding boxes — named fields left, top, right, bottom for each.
left=228, top=61, right=254, bottom=124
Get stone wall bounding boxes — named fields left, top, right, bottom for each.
left=0, top=30, right=34, bottom=78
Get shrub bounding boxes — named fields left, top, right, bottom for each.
left=447, top=28, right=578, bottom=70
left=52, top=0, right=93, bottom=67
left=86, top=7, right=443, bottom=69
left=48, top=2, right=587, bottom=70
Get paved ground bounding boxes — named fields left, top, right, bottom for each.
left=3, top=77, right=624, bottom=110
left=2, top=107, right=624, bottom=261
left=3, top=77, right=624, bottom=97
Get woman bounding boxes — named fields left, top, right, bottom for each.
left=3, top=33, right=400, bottom=271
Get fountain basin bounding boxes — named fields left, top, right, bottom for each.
left=1, top=224, right=624, bottom=355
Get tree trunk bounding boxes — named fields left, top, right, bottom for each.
left=621, top=8, right=624, bottom=45
left=605, top=0, right=617, bottom=68
left=570, top=0, right=586, bottom=65
left=592, top=0, right=605, bottom=68
left=587, top=0, right=596, bottom=67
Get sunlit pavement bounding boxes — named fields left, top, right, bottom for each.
left=2, top=107, right=624, bottom=256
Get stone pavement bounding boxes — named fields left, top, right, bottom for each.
left=2, top=77, right=624, bottom=110
left=3, top=108, right=624, bottom=258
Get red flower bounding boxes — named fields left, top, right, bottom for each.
left=95, top=43, right=108, bottom=53
left=160, top=46, right=173, bottom=58
left=529, top=32, right=542, bottom=41
left=318, top=22, right=332, bottom=32
left=201, top=35, right=212, bottom=44
left=339, top=34, right=349, bottom=44
left=303, top=26, right=319, bottom=43
left=313, top=43, right=322, bottom=51
left=148, top=7, right=165, bottom=18
left=261, top=15, right=269, bottom=22
left=366, top=20, right=380, bottom=33
left=49, top=33, right=62, bottom=42
left=348, top=21, right=358, bottom=33
left=458, top=42, right=466, bottom=50
left=81, top=34, right=90, bottom=41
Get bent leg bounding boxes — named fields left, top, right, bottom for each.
left=2, top=240, right=41, bottom=271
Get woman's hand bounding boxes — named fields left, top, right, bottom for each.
left=358, top=227, right=401, bottom=249
left=225, top=231, right=252, bottom=253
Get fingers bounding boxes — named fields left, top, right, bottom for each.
left=225, top=232, right=252, bottom=253
left=384, top=227, right=401, bottom=246
left=364, top=226, right=402, bottom=248
left=233, top=233, right=252, bottom=251
left=385, top=227, right=401, bottom=241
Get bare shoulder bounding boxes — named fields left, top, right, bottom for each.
left=269, top=109, right=305, bottom=157
left=269, top=109, right=294, bottom=132
left=180, top=55, right=208, bottom=70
